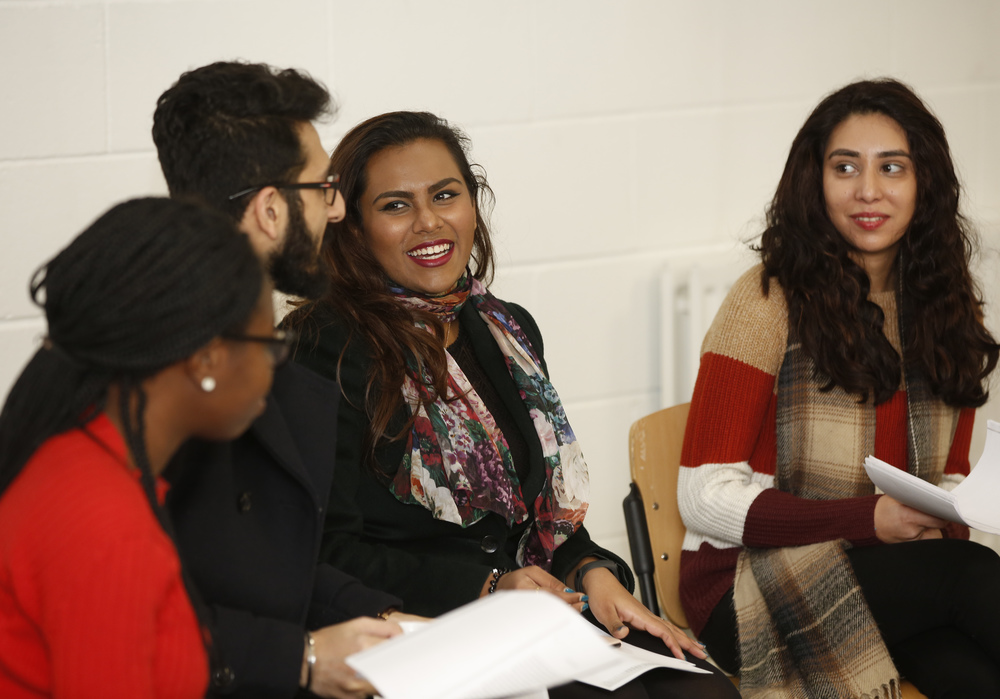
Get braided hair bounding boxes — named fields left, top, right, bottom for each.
left=0, top=196, right=263, bottom=657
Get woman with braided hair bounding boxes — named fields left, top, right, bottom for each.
left=0, top=197, right=281, bottom=698
left=680, top=79, right=1000, bottom=697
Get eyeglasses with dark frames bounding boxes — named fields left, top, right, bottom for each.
left=223, top=328, right=297, bottom=367
left=228, top=174, right=341, bottom=206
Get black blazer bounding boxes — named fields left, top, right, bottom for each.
left=290, top=300, right=633, bottom=618
left=166, top=362, right=400, bottom=698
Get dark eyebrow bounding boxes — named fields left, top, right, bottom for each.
left=877, top=149, right=911, bottom=159
left=827, top=148, right=911, bottom=160
left=428, top=177, right=461, bottom=193
left=372, top=178, right=462, bottom=204
left=373, top=190, right=412, bottom=204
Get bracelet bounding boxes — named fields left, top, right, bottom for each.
left=487, top=567, right=509, bottom=594
left=574, top=559, right=620, bottom=593
left=376, top=607, right=398, bottom=621
left=303, top=631, right=316, bottom=691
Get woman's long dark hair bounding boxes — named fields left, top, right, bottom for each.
left=287, top=111, right=496, bottom=472
left=0, top=197, right=262, bottom=655
left=759, top=78, right=998, bottom=405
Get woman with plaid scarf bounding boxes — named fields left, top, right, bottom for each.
left=679, top=79, right=1000, bottom=698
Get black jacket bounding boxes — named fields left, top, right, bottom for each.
left=290, top=300, right=633, bottom=618
left=165, top=362, right=401, bottom=698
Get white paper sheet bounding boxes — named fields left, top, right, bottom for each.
left=864, top=455, right=964, bottom=522
left=346, top=591, right=620, bottom=699
left=576, top=638, right=710, bottom=691
left=346, top=591, right=708, bottom=699
left=864, top=419, right=1000, bottom=535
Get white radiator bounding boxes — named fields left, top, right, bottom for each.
left=659, top=264, right=742, bottom=409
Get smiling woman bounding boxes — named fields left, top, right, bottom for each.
left=821, top=112, right=917, bottom=292
left=678, top=79, right=1000, bottom=698
left=360, top=138, right=477, bottom=295
left=285, top=111, right=740, bottom=699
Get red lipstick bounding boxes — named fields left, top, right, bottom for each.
left=850, top=213, right=889, bottom=231
left=406, top=239, right=455, bottom=268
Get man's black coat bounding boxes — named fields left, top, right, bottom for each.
left=166, top=363, right=400, bottom=698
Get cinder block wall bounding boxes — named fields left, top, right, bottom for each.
left=3, top=0, right=999, bottom=560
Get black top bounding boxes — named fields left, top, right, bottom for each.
left=165, top=362, right=401, bottom=698
left=288, top=298, right=633, bottom=617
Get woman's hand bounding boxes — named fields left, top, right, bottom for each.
left=581, top=567, right=708, bottom=661
left=382, top=610, right=432, bottom=624
left=304, top=617, right=403, bottom=699
left=874, top=495, right=947, bottom=543
left=484, top=566, right=586, bottom=609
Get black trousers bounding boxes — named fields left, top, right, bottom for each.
left=699, top=538, right=1000, bottom=698
left=548, top=610, right=742, bottom=699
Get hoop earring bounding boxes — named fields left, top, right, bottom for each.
left=201, top=376, right=217, bottom=393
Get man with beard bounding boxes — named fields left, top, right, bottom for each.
left=153, top=62, right=406, bottom=699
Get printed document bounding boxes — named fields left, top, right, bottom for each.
left=864, top=419, right=1000, bottom=535
left=347, top=590, right=707, bottom=699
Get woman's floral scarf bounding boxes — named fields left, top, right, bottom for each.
left=386, top=273, right=589, bottom=570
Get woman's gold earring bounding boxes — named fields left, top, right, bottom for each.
left=201, top=376, right=217, bottom=393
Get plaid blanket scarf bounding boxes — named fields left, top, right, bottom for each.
left=734, top=290, right=961, bottom=698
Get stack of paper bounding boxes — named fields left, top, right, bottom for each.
left=864, top=419, right=1000, bottom=535
left=346, top=590, right=707, bottom=699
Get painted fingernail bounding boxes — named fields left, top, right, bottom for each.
left=697, top=642, right=706, bottom=647
left=615, top=625, right=626, bottom=633
left=581, top=595, right=589, bottom=602
left=564, top=588, right=575, bottom=594
left=582, top=603, right=589, bottom=612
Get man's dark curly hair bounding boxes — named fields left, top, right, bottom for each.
left=152, top=61, right=333, bottom=221
left=759, top=78, right=998, bottom=406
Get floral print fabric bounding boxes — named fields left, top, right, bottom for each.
left=389, top=275, right=590, bottom=569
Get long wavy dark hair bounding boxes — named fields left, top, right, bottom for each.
left=759, top=78, right=998, bottom=406
left=0, top=197, right=263, bottom=660
left=287, top=111, right=496, bottom=470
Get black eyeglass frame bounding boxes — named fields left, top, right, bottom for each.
left=222, top=328, right=297, bottom=367
left=228, top=174, right=341, bottom=205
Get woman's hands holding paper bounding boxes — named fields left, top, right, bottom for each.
left=874, top=494, right=947, bottom=543
left=483, top=562, right=707, bottom=661
left=579, top=566, right=708, bottom=661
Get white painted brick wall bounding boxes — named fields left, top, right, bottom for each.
left=3, top=0, right=1000, bottom=564
left=0, top=155, right=165, bottom=319
left=0, top=5, right=106, bottom=159
left=108, top=0, right=333, bottom=152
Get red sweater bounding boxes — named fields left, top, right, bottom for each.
left=0, top=414, right=207, bottom=698
left=678, top=268, right=973, bottom=636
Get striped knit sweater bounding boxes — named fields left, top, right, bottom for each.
left=677, top=266, right=973, bottom=636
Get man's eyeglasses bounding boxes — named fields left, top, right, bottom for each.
left=223, top=329, right=297, bottom=367
left=228, top=174, right=341, bottom=206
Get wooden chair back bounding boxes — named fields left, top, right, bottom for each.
left=626, top=403, right=690, bottom=628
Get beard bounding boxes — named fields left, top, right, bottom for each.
left=267, top=194, right=331, bottom=300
